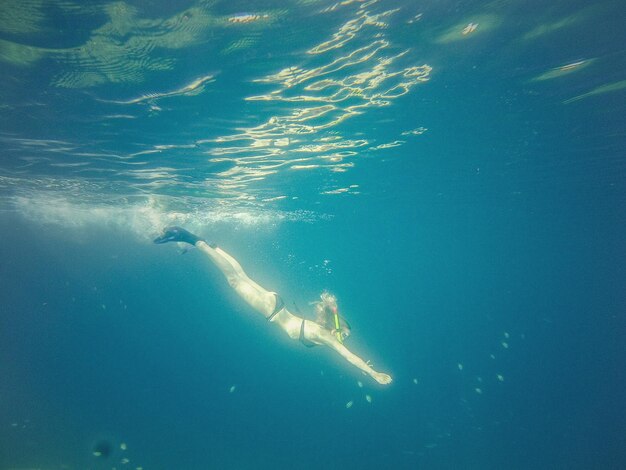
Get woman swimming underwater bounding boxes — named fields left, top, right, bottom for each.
left=154, top=227, right=392, bottom=385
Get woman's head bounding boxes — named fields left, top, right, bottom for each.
left=314, top=291, right=351, bottom=340
left=315, top=291, right=337, bottom=315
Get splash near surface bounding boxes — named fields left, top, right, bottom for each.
left=12, top=193, right=323, bottom=240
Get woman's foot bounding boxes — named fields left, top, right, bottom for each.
left=153, top=226, right=201, bottom=245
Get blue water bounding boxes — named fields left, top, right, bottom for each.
left=1, top=1, right=625, bottom=469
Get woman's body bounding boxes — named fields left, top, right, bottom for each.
left=154, top=226, right=392, bottom=385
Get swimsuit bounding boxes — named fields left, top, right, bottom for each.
left=299, top=319, right=317, bottom=348
left=267, top=293, right=317, bottom=348
left=266, top=293, right=285, bottom=321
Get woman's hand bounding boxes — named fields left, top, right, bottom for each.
left=374, top=372, right=393, bottom=385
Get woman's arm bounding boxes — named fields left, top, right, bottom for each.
left=308, top=323, right=392, bottom=385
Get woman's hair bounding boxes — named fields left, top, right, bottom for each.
left=313, top=291, right=351, bottom=339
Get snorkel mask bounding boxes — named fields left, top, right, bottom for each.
left=329, top=305, right=352, bottom=343
left=317, top=292, right=349, bottom=343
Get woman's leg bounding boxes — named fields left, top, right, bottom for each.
left=195, top=241, right=277, bottom=317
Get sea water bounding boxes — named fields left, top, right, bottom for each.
left=1, top=1, right=625, bottom=469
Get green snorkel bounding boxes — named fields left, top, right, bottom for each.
left=331, top=305, right=343, bottom=343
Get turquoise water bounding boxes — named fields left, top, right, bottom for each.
left=1, top=1, right=625, bottom=468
